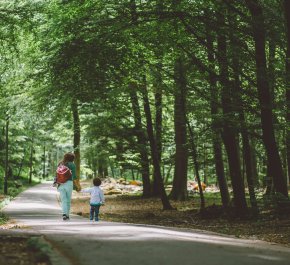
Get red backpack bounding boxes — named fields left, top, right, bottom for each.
left=56, top=164, right=72, bottom=184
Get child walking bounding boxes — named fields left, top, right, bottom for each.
left=80, top=177, right=105, bottom=222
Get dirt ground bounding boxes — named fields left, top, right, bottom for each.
left=0, top=234, right=51, bottom=265
left=71, top=192, right=290, bottom=247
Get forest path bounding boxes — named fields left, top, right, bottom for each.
left=3, top=183, right=290, bottom=265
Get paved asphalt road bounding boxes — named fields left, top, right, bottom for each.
left=3, top=183, right=290, bottom=265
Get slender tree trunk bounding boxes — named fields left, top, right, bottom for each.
left=109, top=161, right=115, bottom=178
left=104, top=167, right=108, bottom=177
left=98, top=164, right=104, bottom=177
left=245, top=0, right=288, bottom=197
left=170, top=0, right=188, bottom=201
left=141, top=75, right=173, bottom=210
left=266, top=38, right=277, bottom=187
left=170, top=57, right=188, bottom=201
left=268, top=39, right=276, bottom=104
left=164, top=163, right=173, bottom=185
left=233, top=61, right=258, bottom=206
left=186, top=117, right=205, bottom=210
left=49, top=153, right=53, bottom=177
left=240, top=112, right=258, bottom=211
left=17, top=150, right=25, bottom=179
left=203, top=144, right=207, bottom=185
left=72, top=98, right=81, bottom=190
left=205, top=18, right=230, bottom=208
left=131, top=169, right=135, bottom=180
left=29, top=139, right=33, bottom=184
left=116, top=141, right=124, bottom=179
left=4, top=115, right=9, bottom=195
left=153, top=66, right=163, bottom=196
left=152, top=0, right=164, bottom=196
left=284, top=0, right=290, bottom=186
left=211, top=125, right=230, bottom=208
left=129, top=0, right=152, bottom=196
left=265, top=160, right=275, bottom=194
left=129, top=85, right=151, bottom=197
left=251, top=140, right=259, bottom=187
left=42, top=145, right=46, bottom=178
left=217, top=6, right=247, bottom=212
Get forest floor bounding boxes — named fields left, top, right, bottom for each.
left=0, top=178, right=50, bottom=265
left=71, top=190, right=290, bottom=248
left=0, top=234, right=51, bottom=265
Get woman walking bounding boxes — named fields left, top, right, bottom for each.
left=58, top=153, right=76, bottom=220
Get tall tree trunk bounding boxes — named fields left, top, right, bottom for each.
left=152, top=65, right=163, bottom=196
left=245, top=0, right=288, bottom=197
left=129, top=0, right=152, bottom=196
left=72, top=98, right=81, bottom=190
left=129, top=84, right=151, bottom=197
left=284, top=0, right=290, bottom=186
left=4, top=115, right=9, bottom=195
left=217, top=6, right=247, bottom=212
left=228, top=11, right=258, bottom=212
left=205, top=16, right=230, bottom=208
left=152, top=0, right=164, bottom=196
left=170, top=57, right=188, bottom=201
left=141, top=75, right=173, bottom=210
left=265, top=38, right=277, bottom=187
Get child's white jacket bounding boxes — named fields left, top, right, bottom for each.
left=81, top=186, right=105, bottom=205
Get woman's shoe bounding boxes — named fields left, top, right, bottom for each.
left=63, top=214, right=68, bottom=221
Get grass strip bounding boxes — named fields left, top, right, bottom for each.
left=27, top=236, right=52, bottom=264
left=0, top=212, right=8, bottom=225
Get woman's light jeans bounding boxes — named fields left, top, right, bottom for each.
left=58, top=180, right=73, bottom=216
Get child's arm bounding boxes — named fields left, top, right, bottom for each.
left=80, top=187, right=93, bottom=193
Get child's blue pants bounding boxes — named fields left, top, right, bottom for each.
left=90, top=204, right=101, bottom=221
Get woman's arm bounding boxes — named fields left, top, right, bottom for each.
left=70, top=163, right=77, bottom=180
